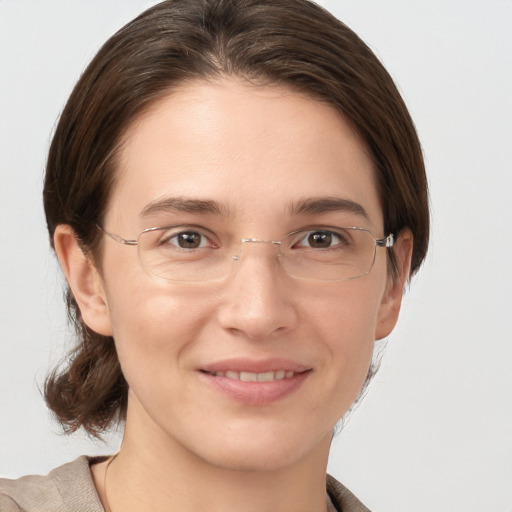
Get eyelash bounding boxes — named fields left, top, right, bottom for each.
left=292, top=230, right=349, bottom=250
left=158, top=228, right=217, bottom=250
left=155, top=226, right=352, bottom=251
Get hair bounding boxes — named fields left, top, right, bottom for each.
left=43, top=0, right=429, bottom=437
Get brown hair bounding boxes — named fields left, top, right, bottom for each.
left=43, top=0, right=429, bottom=437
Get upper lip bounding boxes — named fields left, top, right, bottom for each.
left=200, top=358, right=311, bottom=374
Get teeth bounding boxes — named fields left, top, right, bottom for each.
left=211, top=370, right=296, bottom=381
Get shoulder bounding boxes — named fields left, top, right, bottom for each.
left=327, top=474, right=372, bottom=512
left=0, top=456, right=105, bottom=512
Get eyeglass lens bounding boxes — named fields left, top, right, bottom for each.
left=136, top=226, right=380, bottom=282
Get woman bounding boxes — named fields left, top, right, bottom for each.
left=0, top=0, right=428, bottom=510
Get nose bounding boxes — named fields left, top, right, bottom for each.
left=217, top=241, right=299, bottom=341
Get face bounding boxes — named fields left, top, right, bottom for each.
left=74, top=79, right=406, bottom=471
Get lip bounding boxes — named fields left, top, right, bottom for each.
left=198, top=358, right=312, bottom=405
left=201, top=358, right=310, bottom=374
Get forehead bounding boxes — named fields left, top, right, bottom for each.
left=108, top=79, right=382, bottom=231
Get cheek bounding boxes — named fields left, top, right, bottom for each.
left=301, top=279, right=385, bottom=406
left=104, top=274, right=214, bottom=385
left=304, top=277, right=384, bottom=346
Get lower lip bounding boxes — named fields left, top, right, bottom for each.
left=200, top=371, right=311, bottom=405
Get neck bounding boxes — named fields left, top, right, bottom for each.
left=101, top=402, right=333, bottom=512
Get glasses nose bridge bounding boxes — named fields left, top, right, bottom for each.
left=231, top=237, right=283, bottom=261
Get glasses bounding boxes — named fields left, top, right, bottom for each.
left=97, top=224, right=395, bottom=283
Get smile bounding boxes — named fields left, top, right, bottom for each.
left=205, top=370, right=296, bottom=381
left=200, top=365, right=311, bottom=405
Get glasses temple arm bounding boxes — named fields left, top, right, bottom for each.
left=376, top=233, right=395, bottom=248
left=96, top=224, right=138, bottom=245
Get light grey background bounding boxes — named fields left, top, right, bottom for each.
left=1, top=1, right=511, bottom=511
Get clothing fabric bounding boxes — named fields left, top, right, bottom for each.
left=0, top=456, right=370, bottom=512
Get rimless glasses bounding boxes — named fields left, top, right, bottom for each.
left=97, top=225, right=395, bottom=283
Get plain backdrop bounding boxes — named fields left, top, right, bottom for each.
left=1, top=1, right=511, bottom=511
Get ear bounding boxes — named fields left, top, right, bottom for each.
left=53, top=225, right=113, bottom=336
left=375, top=229, right=413, bottom=341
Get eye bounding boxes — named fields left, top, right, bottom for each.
left=164, top=230, right=213, bottom=250
left=293, top=229, right=348, bottom=249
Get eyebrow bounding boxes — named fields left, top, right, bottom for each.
left=139, top=197, right=230, bottom=218
left=139, top=195, right=368, bottom=221
left=289, top=197, right=369, bottom=219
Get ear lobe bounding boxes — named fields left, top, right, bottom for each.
left=53, top=225, right=113, bottom=336
left=375, top=229, right=413, bottom=341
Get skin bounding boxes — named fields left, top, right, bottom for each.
left=55, top=79, right=412, bottom=512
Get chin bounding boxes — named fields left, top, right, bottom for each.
left=187, top=424, right=332, bottom=474
left=203, top=446, right=305, bottom=473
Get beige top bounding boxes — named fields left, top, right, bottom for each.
left=0, top=456, right=370, bottom=512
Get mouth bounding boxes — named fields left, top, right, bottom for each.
left=198, top=360, right=312, bottom=405
left=201, top=369, right=298, bottom=381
